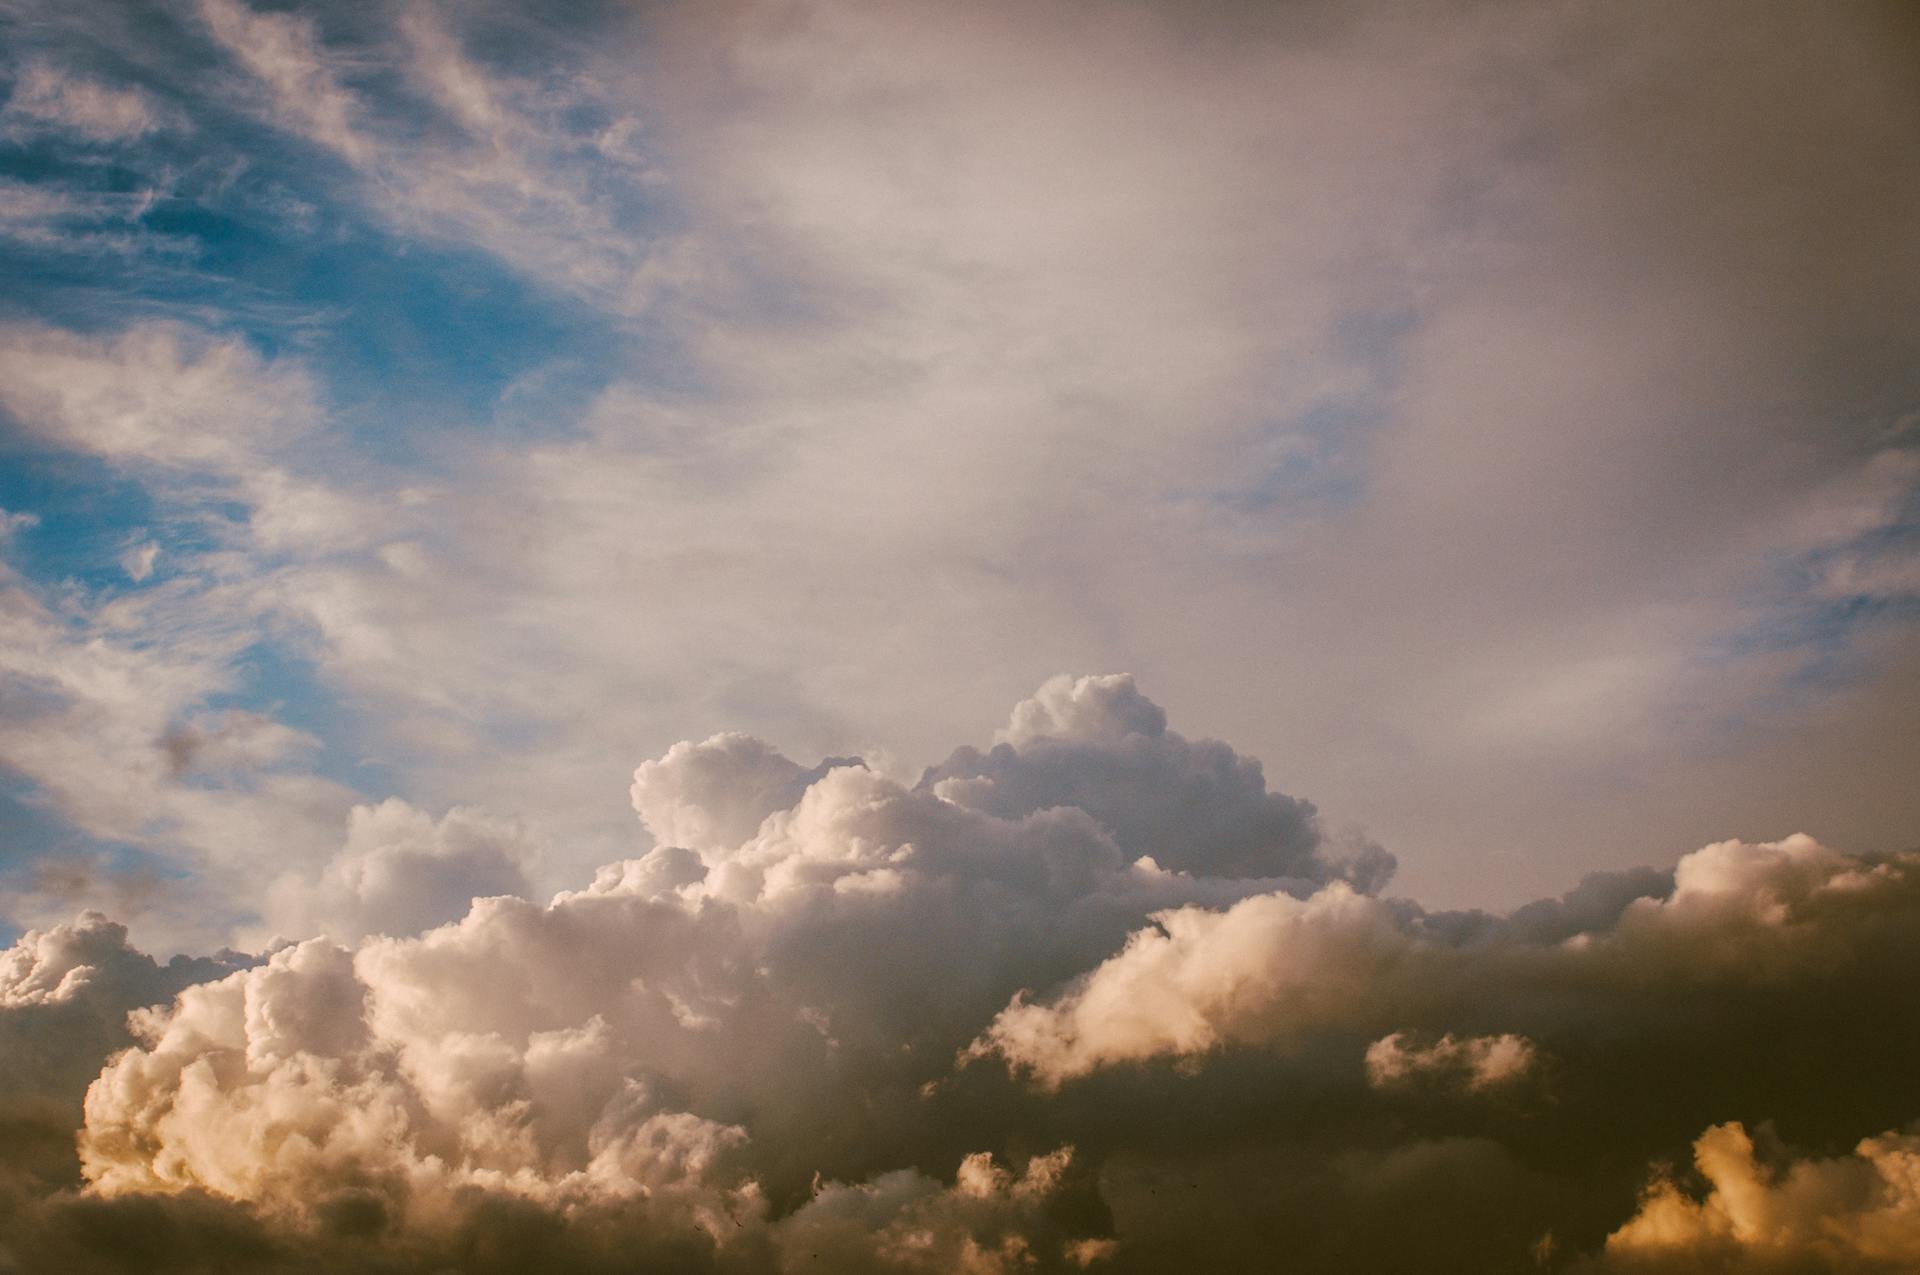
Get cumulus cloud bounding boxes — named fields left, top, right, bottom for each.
left=1599, top=1121, right=1920, bottom=1273
left=0, top=680, right=1914, bottom=1269
left=71, top=926, right=1107, bottom=1268
left=632, top=733, right=856, bottom=860
left=262, top=799, right=535, bottom=944
left=971, top=832, right=1920, bottom=1089
left=60, top=678, right=1328, bottom=1263
left=922, top=674, right=1392, bottom=888
left=1364, top=1032, right=1537, bottom=1094
left=968, top=883, right=1403, bottom=1088
left=0, top=914, right=248, bottom=1199
left=1, top=913, right=140, bottom=1010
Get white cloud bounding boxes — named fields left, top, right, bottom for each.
left=196, top=0, right=366, bottom=164
left=0, top=321, right=315, bottom=472
left=0, top=911, right=127, bottom=1009
left=263, top=799, right=534, bottom=944
left=631, top=732, right=823, bottom=859
left=967, top=883, right=1404, bottom=1088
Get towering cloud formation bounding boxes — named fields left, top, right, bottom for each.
left=0, top=678, right=1914, bottom=1271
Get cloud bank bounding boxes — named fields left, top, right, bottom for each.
left=0, top=677, right=1916, bottom=1271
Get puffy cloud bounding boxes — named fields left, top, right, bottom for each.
left=0, top=0, right=1916, bottom=1265
left=1, top=913, right=131, bottom=1010
left=2, top=682, right=1918, bottom=1272
left=971, top=833, right=1920, bottom=1089
left=79, top=938, right=757, bottom=1235
left=72, top=925, right=1109, bottom=1267
left=0, top=915, right=248, bottom=1198
left=54, top=677, right=1362, bottom=1263
left=775, top=1147, right=1110, bottom=1274
left=1599, top=1121, right=1920, bottom=1273
left=1364, top=1032, right=1537, bottom=1094
left=263, top=800, right=535, bottom=944
left=632, top=733, right=856, bottom=860
left=922, top=674, right=1392, bottom=888
left=968, top=884, right=1404, bottom=1088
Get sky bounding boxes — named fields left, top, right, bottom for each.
left=0, top=1, right=1918, bottom=1271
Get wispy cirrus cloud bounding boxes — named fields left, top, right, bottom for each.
left=2, top=61, right=187, bottom=143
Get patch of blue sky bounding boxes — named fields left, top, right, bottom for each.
left=0, top=440, right=158, bottom=592
left=5, top=54, right=661, bottom=457
left=0, top=774, right=184, bottom=947
left=292, top=237, right=631, bottom=458
left=5, top=178, right=635, bottom=474
left=1179, top=302, right=1414, bottom=521
left=1212, top=397, right=1378, bottom=518
left=204, top=638, right=401, bottom=800
left=1715, top=504, right=1920, bottom=692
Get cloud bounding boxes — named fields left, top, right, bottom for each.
left=58, top=676, right=1340, bottom=1261
left=632, top=733, right=853, bottom=860
left=1598, top=1120, right=1920, bottom=1273
left=262, top=799, right=535, bottom=945
left=775, top=1147, right=1112, bottom=1274
left=0, top=321, right=314, bottom=473
left=0, top=319, right=406, bottom=945
left=2, top=62, right=185, bottom=143
left=194, top=0, right=663, bottom=311
left=969, top=832, right=1920, bottom=1088
left=1363, top=1031, right=1537, bottom=1094
left=0, top=548, right=357, bottom=946
left=72, top=924, right=1107, bottom=1267
left=0, top=680, right=1913, bottom=1269
left=0, top=914, right=249, bottom=1197
left=99, top=0, right=1912, bottom=923
left=195, top=0, right=366, bottom=163
left=1, top=912, right=138, bottom=1010
left=0, top=0, right=1916, bottom=1266
left=922, top=674, right=1392, bottom=887
left=117, top=541, right=159, bottom=583
left=5, top=0, right=1906, bottom=929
